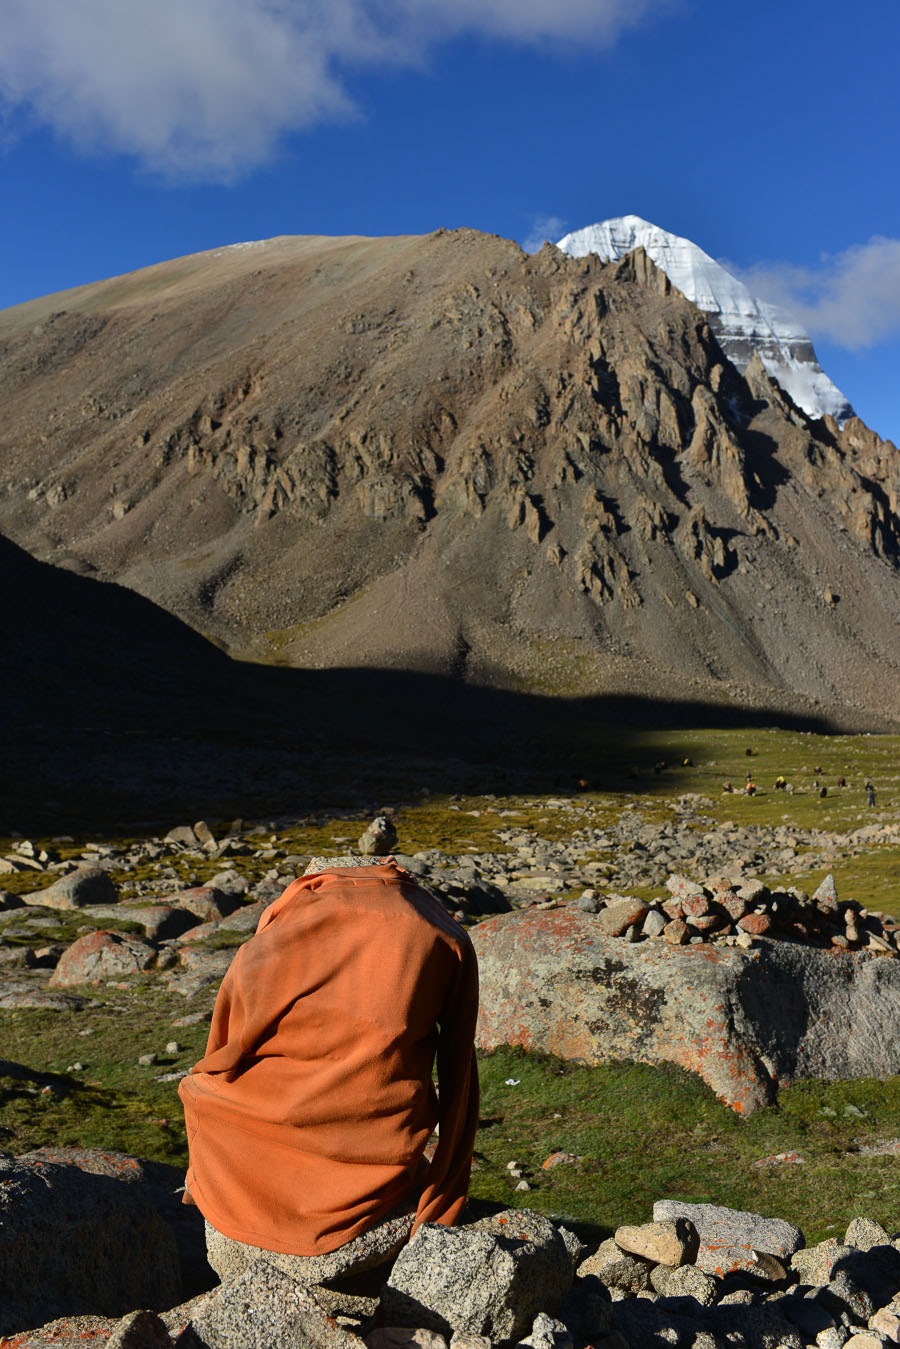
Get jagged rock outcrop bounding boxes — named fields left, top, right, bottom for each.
left=2, top=228, right=900, bottom=722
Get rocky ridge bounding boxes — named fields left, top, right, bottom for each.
left=2, top=229, right=900, bottom=722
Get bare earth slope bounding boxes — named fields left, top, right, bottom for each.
left=2, top=229, right=900, bottom=725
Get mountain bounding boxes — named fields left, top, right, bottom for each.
left=1, top=228, right=900, bottom=728
left=556, top=215, right=853, bottom=425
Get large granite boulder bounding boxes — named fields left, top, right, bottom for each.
left=0, top=1154, right=181, bottom=1335
left=382, top=1211, right=572, bottom=1342
left=472, top=907, right=900, bottom=1112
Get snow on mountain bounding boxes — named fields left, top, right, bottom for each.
left=556, top=215, right=853, bottom=425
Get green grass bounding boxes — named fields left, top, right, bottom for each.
left=0, top=981, right=212, bottom=1163
left=473, top=1048, right=900, bottom=1244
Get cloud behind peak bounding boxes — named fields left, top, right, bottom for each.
left=0, top=0, right=673, bottom=181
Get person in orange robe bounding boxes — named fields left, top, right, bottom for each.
left=178, top=859, right=480, bottom=1264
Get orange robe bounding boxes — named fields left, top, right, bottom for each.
left=178, top=862, right=479, bottom=1256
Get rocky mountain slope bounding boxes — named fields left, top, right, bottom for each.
left=557, top=215, right=853, bottom=424
left=2, top=228, right=899, bottom=725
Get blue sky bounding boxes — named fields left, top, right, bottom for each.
left=1, top=0, right=898, bottom=442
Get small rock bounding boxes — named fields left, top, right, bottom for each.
left=614, top=1218, right=699, bottom=1267
left=846, top=1217, right=892, bottom=1251
left=579, top=1238, right=653, bottom=1293
left=649, top=1263, right=718, bottom=1306
left=517, top=1311, right=573, bottom=1349
left=366, top=1330, right=448, bottom=1349
left=164, top=825, right=199, bottom=848
left=642, top=910, right=668, bottom=939
left=542, top=1152, right=579, bottom=1170
left=106, top=1309, right=174, bottom=1348
left=663, top=918, right=689, bottom=945
left=870, top=1307, right=900, bottom=1341
left=359, top=817, right=398, bottom=856
left=738, top=912, right=772, bottom=936
left=595, top=899, right=649, bottom=937
left=814, top=875, right=839, bottom=906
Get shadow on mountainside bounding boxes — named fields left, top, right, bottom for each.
left=0, top=534, right=851, bottom=833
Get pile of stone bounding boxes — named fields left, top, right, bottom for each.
left=575, top=873, right=899, bottom=955
left=4, top=1149, right=900, bottom=1349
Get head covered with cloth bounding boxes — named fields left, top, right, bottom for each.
left=178, top=856, right=479, bottom=1274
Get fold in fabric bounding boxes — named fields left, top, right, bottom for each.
left=179, top=862, right=479, bottom=1255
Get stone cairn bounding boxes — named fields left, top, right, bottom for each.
left=574, top=873, right=899, bottom=956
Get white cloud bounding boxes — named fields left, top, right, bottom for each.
left=738, top=237, right=900, bottom=351
left=0, top=0, right=674, bottom=180
left=522, top=214, right=567, bottom=253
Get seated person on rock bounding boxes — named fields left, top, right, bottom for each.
left=178, top=855, right=480, bottom=1283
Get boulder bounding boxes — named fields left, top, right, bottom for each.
left=0, top=1155, right=180, bottom=1335
left=33, top=866, right=118, bottom=910
left=48, top=930, right=157, bottom=986
left=18, top=1147, right=212, bottom=1298
left=382, top=1212, right=571, bottom=1343
left=187, top=1260, right=364, bottom=1348
left=472, top=908, right=900, bottom=1112
left=164, top=887, right=240, bottom=922
left=88, top=905, right=200, bottom=941
left=649, top=1261, right=718, bottom=1304
left=652, top=1201, right=803, bottom=1276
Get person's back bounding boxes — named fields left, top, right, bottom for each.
left=178, top=859, right=479, bottom=1264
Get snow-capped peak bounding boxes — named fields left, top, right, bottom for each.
left=556, top=215, right=853, bottom=425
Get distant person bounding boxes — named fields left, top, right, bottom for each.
left=774, top=775, right=787, bottom=791
left=723, top=781, right=733, bottom=793
left=819, top=786, right=828, bottom=798
left=745, top=779, right=757, bottom=796
left=179, top=857, right=479, bottom=1284
left=838, top=776, right=847, bottom=788
left=868, top=785, right=877, bottom=807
